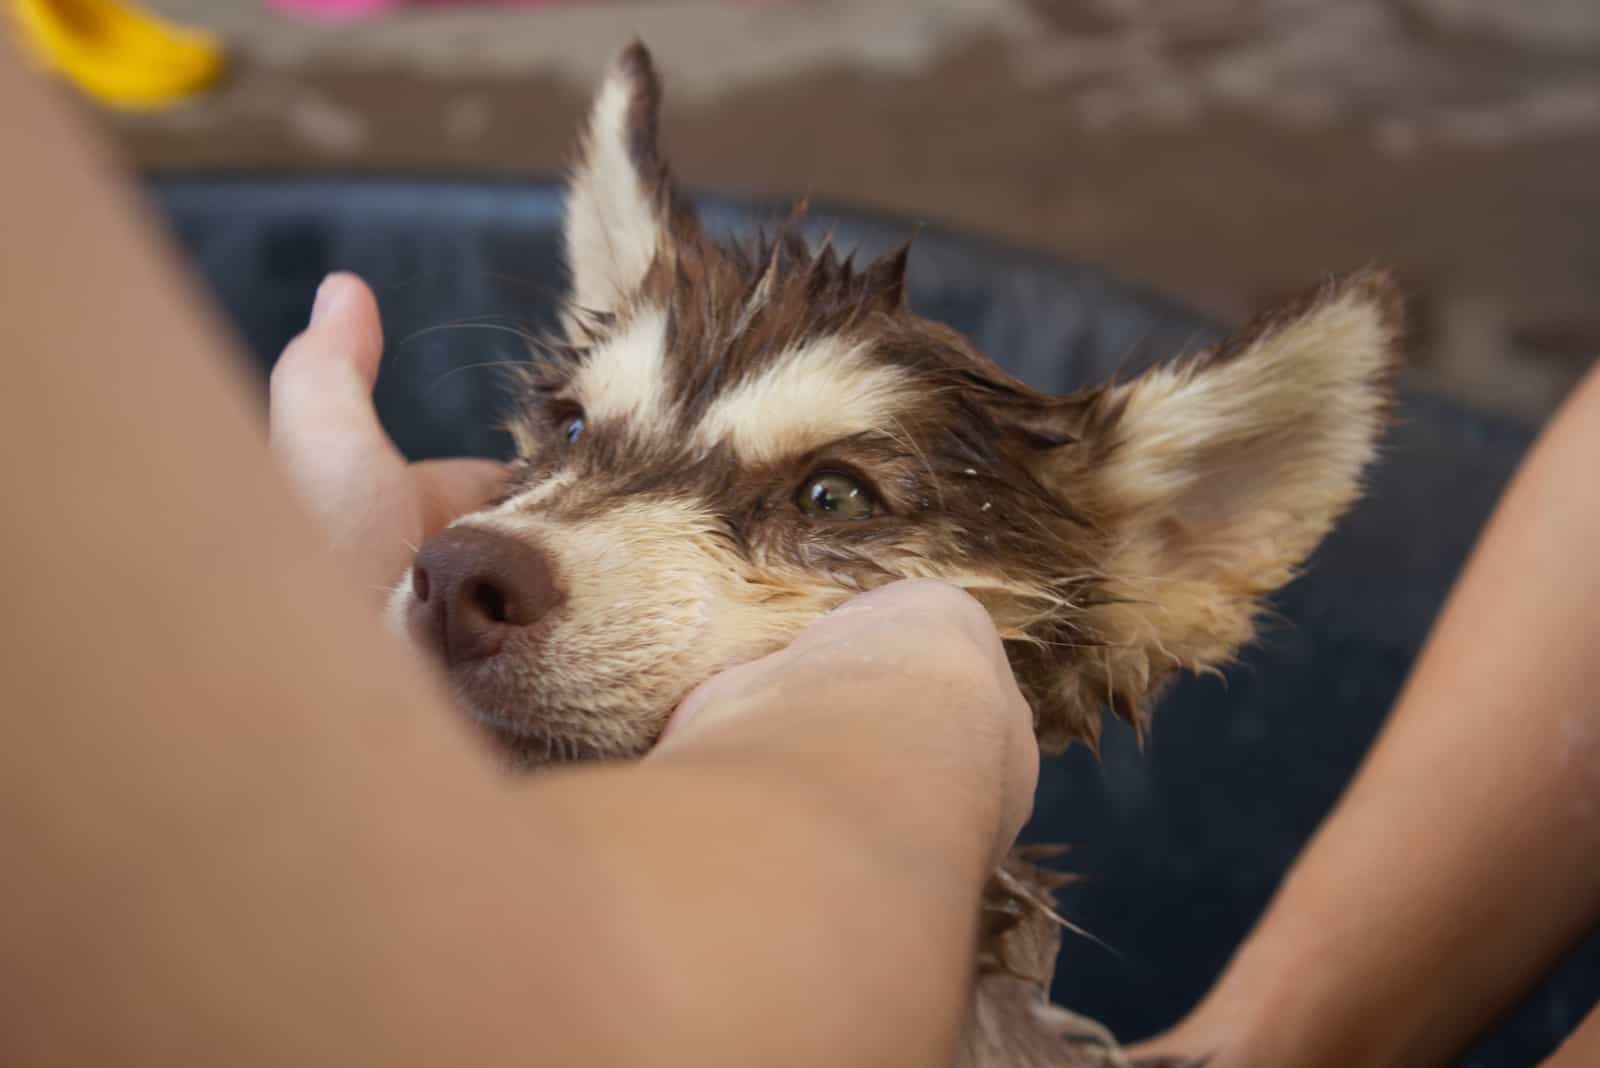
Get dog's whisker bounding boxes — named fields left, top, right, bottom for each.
left=397, top=320, right=542, bottom=350
left=423, top=360, right=540, bottom=392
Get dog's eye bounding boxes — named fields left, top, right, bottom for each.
left=563, top=415, right=585, bottom=445
left=796, top=472, right=877, bottom=521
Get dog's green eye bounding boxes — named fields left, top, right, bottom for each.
left=796, top=472, right=877, bottom=521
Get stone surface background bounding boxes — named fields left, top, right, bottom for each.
left=110, top=0, right=1600, bottom=422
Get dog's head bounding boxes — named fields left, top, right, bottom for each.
left=390, top=43, right=1399, bottom=766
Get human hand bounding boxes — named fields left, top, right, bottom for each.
left=269, top=273, right=509, bottom=601
left=1125, top=1021, right=1231, bottom=1067
left=660, top=579, right=1041, bottom=867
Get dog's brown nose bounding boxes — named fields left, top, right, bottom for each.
left=410, top=527, right=561, bottom=665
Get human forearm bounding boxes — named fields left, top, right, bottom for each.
left=1, top=40, right=1034, bottom=1066
left=1544, top=998, right=1600, bottom=1067
left=7, top=589, right=1023, bottom=1067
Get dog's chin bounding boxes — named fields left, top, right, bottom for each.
left=452, top=701, right=613, bottom=772
left=446, top=685, right=659, bottom=773
left=486, top=723, right=608, bottom=773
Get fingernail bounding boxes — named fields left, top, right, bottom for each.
left=310, top=274, right=345, bottom=325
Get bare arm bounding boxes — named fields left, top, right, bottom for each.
left=1546, top=999, right=1600, bottom=1068
left=0, top=47, right=1035, bottom=1067
left=1134, top=359, right=1600, bottom=1066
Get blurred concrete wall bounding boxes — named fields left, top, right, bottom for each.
left=121, top=0, right=1600, bottom=422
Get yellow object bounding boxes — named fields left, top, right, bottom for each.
left=9, top=0, right=224, bottom=109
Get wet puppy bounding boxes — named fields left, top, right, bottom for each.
left=391, top=43, right=1398, bottom=1067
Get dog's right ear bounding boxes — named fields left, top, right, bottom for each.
left=564, top=43, right=697, bottom=332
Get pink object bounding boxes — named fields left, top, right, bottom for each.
left=265, top=1, right=769, bottom=21
left=266, top=0, right=594, bottom=17
left=267, top=0, right=403, bottom=18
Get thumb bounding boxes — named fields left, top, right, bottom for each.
left=269, top=272, right=397, bottom=475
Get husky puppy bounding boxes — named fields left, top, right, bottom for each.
left=390, top=43, right=1399, bottom=1067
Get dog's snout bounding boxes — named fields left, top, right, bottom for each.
left=410, top=527, right=562, bottom=665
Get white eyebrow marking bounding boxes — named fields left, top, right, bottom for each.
left=571, top=306, right=670, bottom=430
left=502, top=470, right=576, bottom=510
left=692, top=335, right=915, bottom=464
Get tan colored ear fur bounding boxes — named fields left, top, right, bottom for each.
left=1042, top=269, right=1402, bottom=746
left=563, top=43, right=689, bottom=332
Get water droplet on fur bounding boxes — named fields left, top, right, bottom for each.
left=981, top=501, right=993, bottom=512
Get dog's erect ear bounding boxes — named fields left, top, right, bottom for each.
left=564, top=43, right=696, bottom=328
left=1033, top=270, right=1402, bottom=745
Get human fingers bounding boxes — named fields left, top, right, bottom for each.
left=269, top=272, right=398, bottom=492
left=663, top=579, right=1039, bottom=856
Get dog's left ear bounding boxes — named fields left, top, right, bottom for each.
left=563, top=42, right=697, bottom=330
left=1027, top=269, right=1402, bottom=747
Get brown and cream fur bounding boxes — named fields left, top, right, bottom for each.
left=389, top=42, right=1400, bottom=1067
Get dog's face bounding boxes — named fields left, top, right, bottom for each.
left=390, top=44, right=1399, bottom=767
